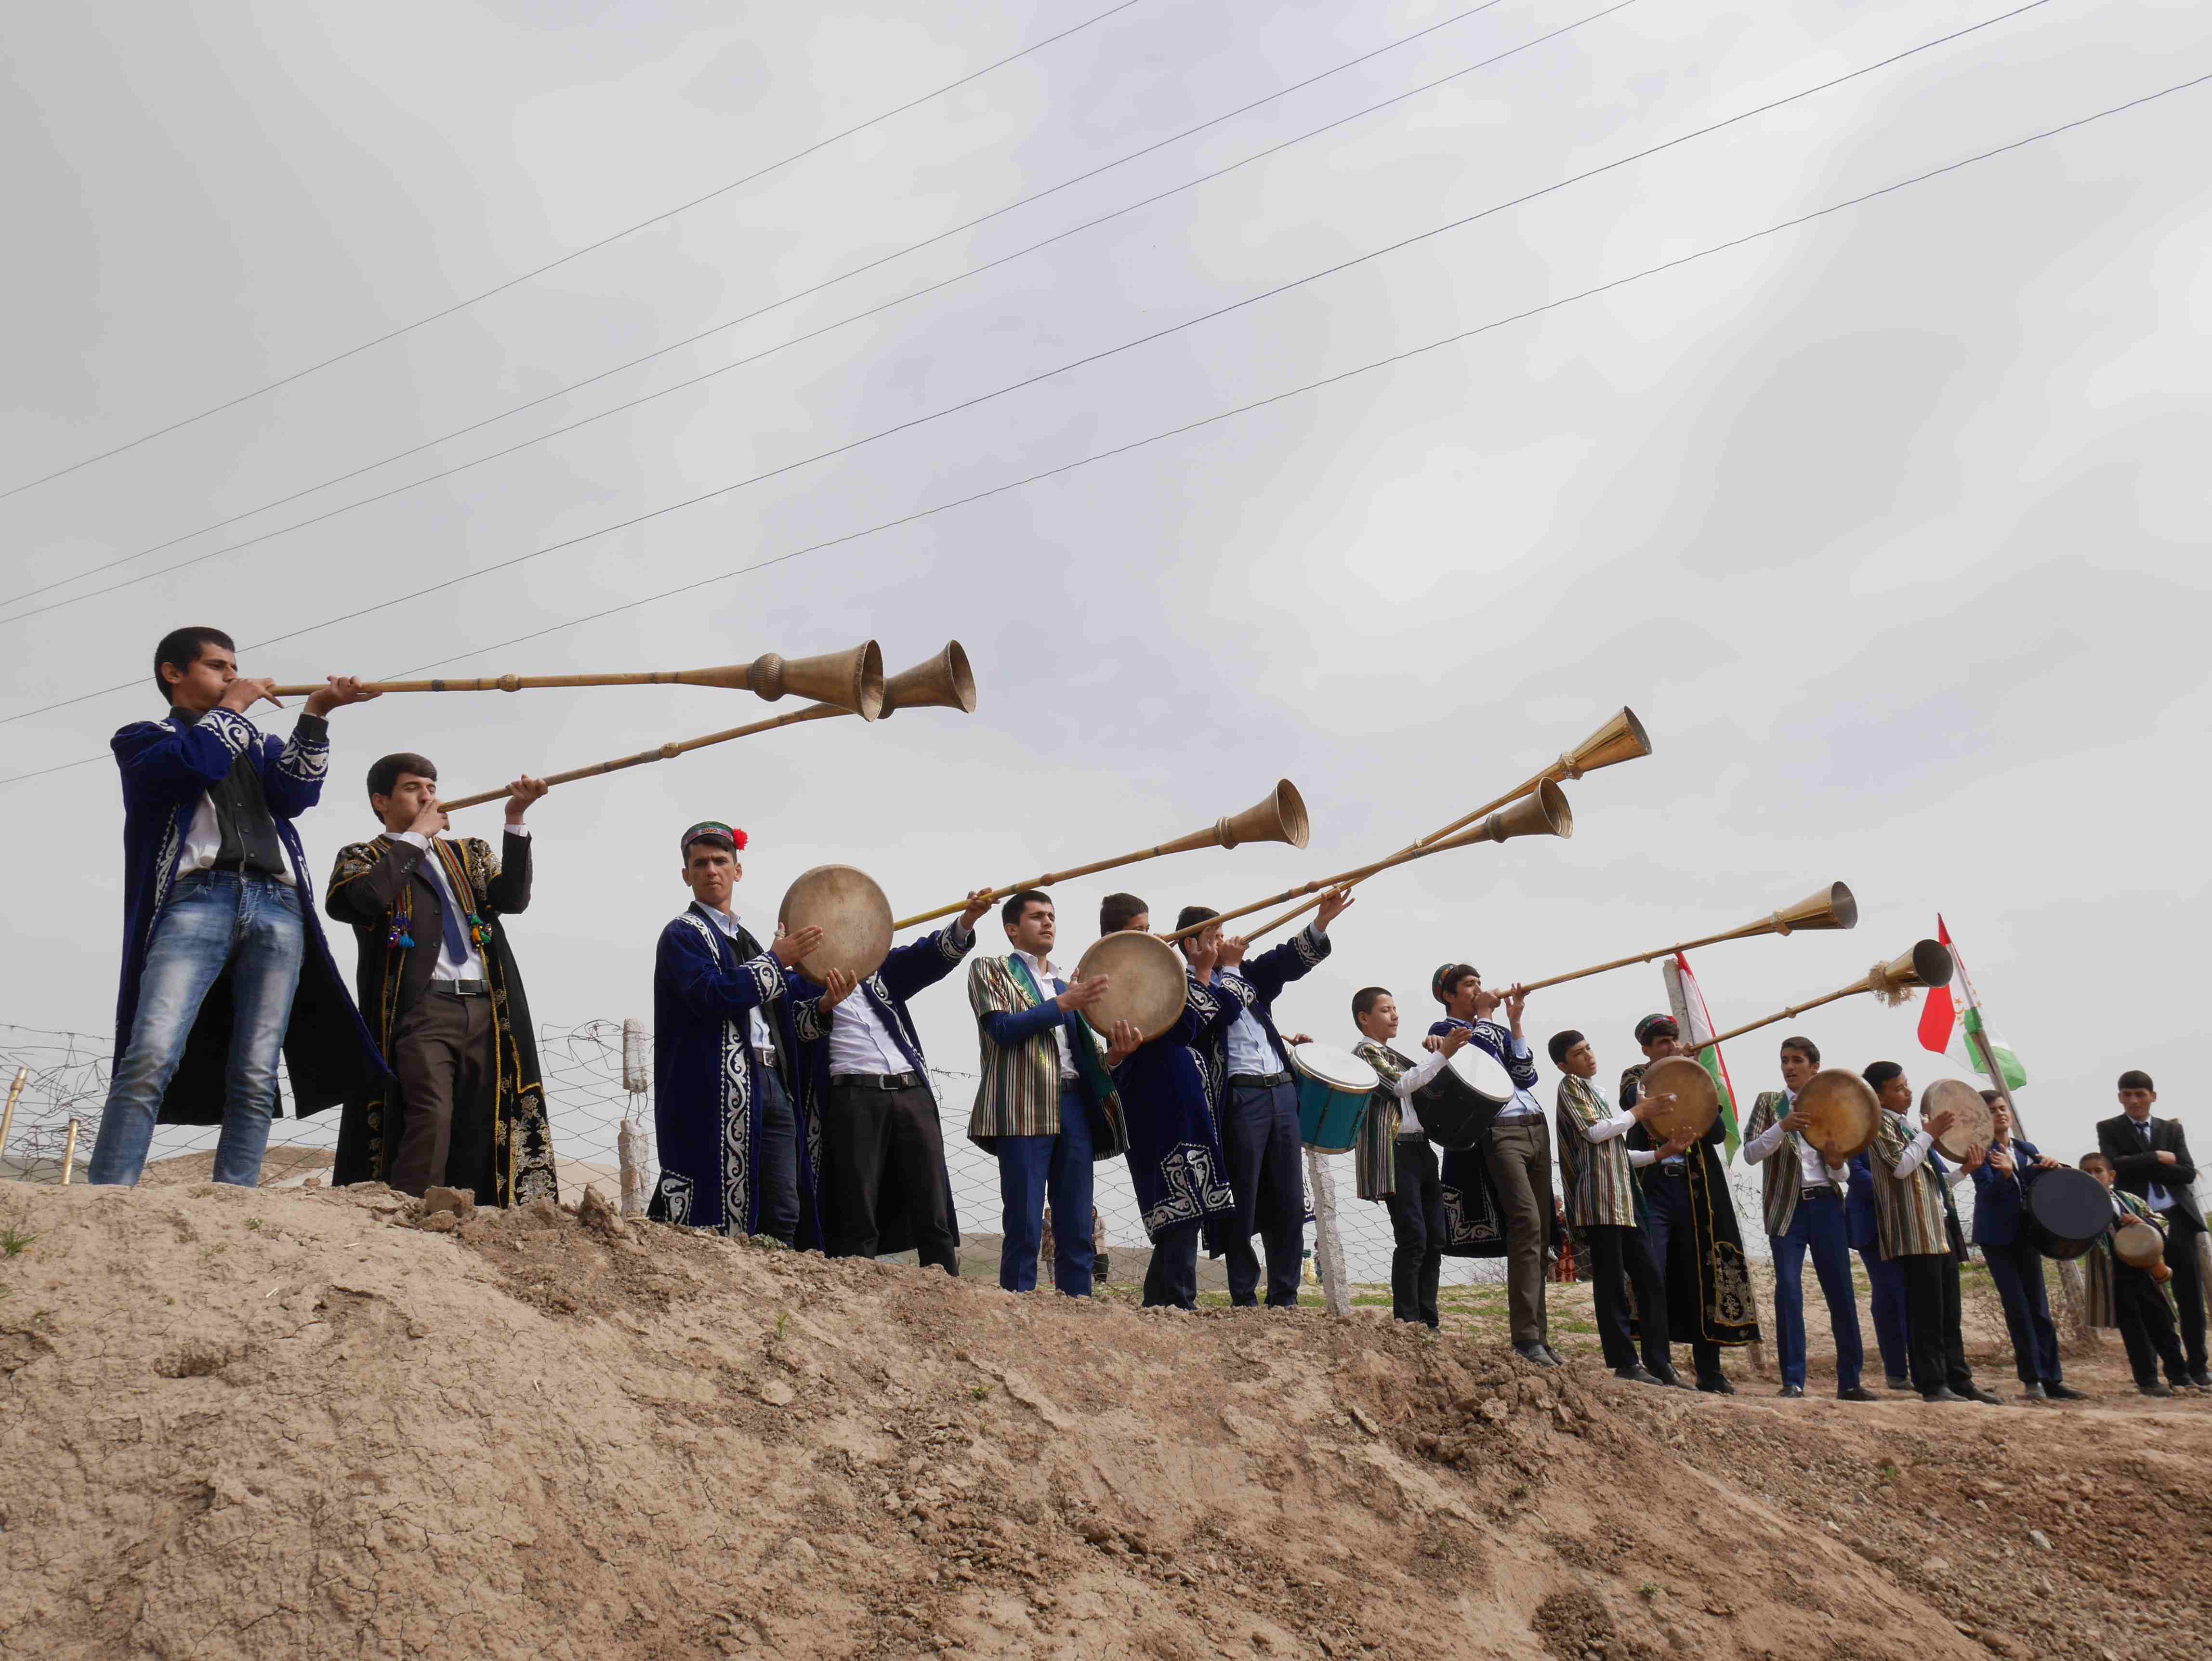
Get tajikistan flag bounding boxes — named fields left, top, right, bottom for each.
left=1663, top=952, right=1742, bottom=1159
left=1916, top=915, right=2027, bottom=1090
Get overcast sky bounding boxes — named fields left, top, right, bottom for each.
left=5, top=0, right=2207, bottom=1175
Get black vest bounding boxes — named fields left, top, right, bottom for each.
left=173, top=707, right=286, bottom=875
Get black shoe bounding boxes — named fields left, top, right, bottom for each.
left=2192, top=1371, right=2212, bottom=1390
left=1962, top=1385, right=2005, bottom=1406
left=2043, top=1382, right=2087, bottom=1402
left=2021, top=1383, right=2048, bottom=1400
left=1777, top=1384, right=1805, bottom=1399
left=2140, top=1382, right=2175, bottom=1398
left=1836, top=1385, right=1879, bottom=1402
left=1697, top=1375, right=1736, bottom=1396
left=1922, top=1387, right=1967, bottom=1403
left=1541, top=1344, right=1565, bottom=1367
left=1652, top=1366, right=1695, bottom=1390
left=1514, top=1342, right=1558, bottom=1368
left=1885, top=1375, right=1913, bottom=1392
left=1613, top=1365, right=1664, bottom=1385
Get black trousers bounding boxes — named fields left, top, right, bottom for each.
left=1142, top=1226, right=1199, bottom=1309
left=1586, top=1224, right=1672, bottom=1374
left=1899, top=1252, right=1974, bottom=1397
left=1641, top=1163, right=1724, bottom=1383
left=1222, top=1079, right=1306, bottom=1308
left=1384, top=1136, right=1445, bottom=1327
left=2114, top=1262, right=2190, bottom=1386
left=2165, top=1218, right=2207, bottom=1375
left=820, top=1079, right=957, bottom=1273
left=385, top=989, right=496, bottom=1200
left=1982, top=1235, right=2062, bottom=1385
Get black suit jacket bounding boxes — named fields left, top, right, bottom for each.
left=2096, top=1112, right=2203, bottom=1233
left=327, top=830, right=532, bottom=1020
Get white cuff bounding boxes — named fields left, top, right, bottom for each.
left=1629, top=1148, right=1657, bottom=1168
left=396, top=830, right=431, bottom=850
left=503, top=824, right=531, bottom=838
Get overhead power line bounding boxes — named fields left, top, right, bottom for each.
left=3, top=0, right=1535, bottom=615
left=0, top=2, right=2070, bottom=725
left=0, top=0, right=1149, bottom=504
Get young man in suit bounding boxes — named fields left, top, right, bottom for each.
left=1971, top=1092, right=2080, bottom=1399
left=327, top=753, right=556, bottom=1203
left=2096, top=1070, right=2208, bottom=1388
left=1172, top=888, right=1352, bottom=1308
left=1739, top=1035, right=1868, bottom=1400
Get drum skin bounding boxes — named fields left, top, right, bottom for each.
left=779, top=865, right=893, bottom=985
left=1413, top=1045, right=1513, bottom=1152
left=1792, top=1069, right=1880, bottom=1164
left=1074, top=932, right=1189, bottom=1043
left=2114, top=1218, right=2165, bottom=1269
left=1638, top=1056, right=1719, bottom=1144
left=2026, top=1167, right=2113, bottom=1262
left=1922, top=1077, right=1994, bottom=1163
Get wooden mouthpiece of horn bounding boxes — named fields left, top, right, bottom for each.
left=879, top=641, right=977, bottom=717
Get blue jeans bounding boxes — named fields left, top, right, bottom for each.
left=1223, top=1079, right=1305, bottom=1307
left=996, top=1087, right=1094, bottom=1295
left=1860, top=1247, right=1910, bottom=1383
left=89, top=872, right=303, bottom=1187
left=1983, top=1236, right=2062, bottom=1385
left=1770, top=1191, right=1864, bottom=1391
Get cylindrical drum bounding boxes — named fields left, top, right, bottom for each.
left=1411, top=1044, right=1514, bottom=1151
left=779, top=864, right=893, bottom=985
left=2026, top=1167, right=2113, bottom=1262
left=1289, top=1042, right=1382, bottom=1154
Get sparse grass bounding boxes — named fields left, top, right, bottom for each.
left=243, top=1217, right=263, bottom=1232
left=1638, top=1582, right=1664, bottom=1600
left=970, top=1384, right=992, bottom=1400
left=775, top=1311, right=788, bottom=1341
left=0, top=1221, right=35, bottom=1257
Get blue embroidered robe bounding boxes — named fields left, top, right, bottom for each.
left=789, top=924, right=975, bottom=1255
left=107, top=707, right=384, bottom=1124
left=1425, top=1016, right=1540, bottom=1258
left=1213, top=924, right=1331, bottom=1067
left=649, top=902, right=832, bottom=1240
left=1111, top=972, right=1251, bottom=1243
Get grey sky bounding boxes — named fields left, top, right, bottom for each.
left=4, top=0, right=2207, bottom=1178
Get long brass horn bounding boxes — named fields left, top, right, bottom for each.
left=438, top=642, right=972, bottom=813
left=1518, top=882, right=1857, bottom=994
left=891, top=781, right=1312, bottom=931
left=271, top=640, right=888, bottom=720
left=1161, top=781, right=1572, bottom=944
left=1691, top=938, right=1953, bottom=1053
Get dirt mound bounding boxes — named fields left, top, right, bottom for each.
left=2, top=1182, right=2205, bottom=1660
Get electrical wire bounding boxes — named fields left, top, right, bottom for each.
left=0, top=0, right=1150, bottom=504
left=3, top=67, right=2197, bottom=791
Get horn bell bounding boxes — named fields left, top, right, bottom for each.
left=879, top=640, right=977, bottom=717
left=1770, top=881, right=1858, bottom=936
left=749, top=642, right=885, bottom=720
left=1866, top=938, right=1954, bottom=1005
left=1434, top=779, right=1574, bottom=850
left=1218, top=780, right=1311, bottom=851
left=1558, top=707, right=1652, bottom=778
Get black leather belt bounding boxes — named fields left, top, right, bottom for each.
left=1800, top=1182, right=1840, bottom=1199
left=428, top=977, right=487, bottom=998
left=1229, top=1070, right=1290, bottom=1090
left=832, top=1070, right=924, bottom=1091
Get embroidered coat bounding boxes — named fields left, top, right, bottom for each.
left=1350, top=1039, right=1417, bottom=1202
left=1555, top=1074, right=1640, bottom=1230
left=1111, top=972, right=1251, bottom=1243
left=107, top=707, right=383, bottom=1125
left=648, top=902, right=834, bottom=1240
left=1422, top=1017, right=1536, bottom=1258
left=1742, top=1091, right=1846, bottom=1238
left=325, top=830, right=555, bottom=1206
left=1622, top=1076, right=1761, bottom=1348
left=790, top=924, right=974, bottom=1255
left=1214, top=924, right=1331, bottom=1073
left=965, top=952, right=1126, bottom=1151
left=2085, top=1186, right=2171, bottom=1328
left=1866, top=1111, right=1951, bottom=1259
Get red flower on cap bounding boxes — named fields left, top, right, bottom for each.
left=730, top=827, right=749, bottom=852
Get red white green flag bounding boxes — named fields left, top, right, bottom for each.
left=1916, top=915, right=2027, bottom=1089
left=1663, top=951, right=1742, bottom=1158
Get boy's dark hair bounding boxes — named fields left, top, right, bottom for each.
left=2118, top=1068, right=2155, bottom=1093
left=1779, top=1035, right=1820, bottom=1067
left=1352, top=986, right=1391, bottom=1024
left=152, top=626, right=234, bottom=701
left=1001, top=888, right=1051, bottom=930
left=1174, top=904, right=1218, bottom=934
left=1862, top=1060, right=1903, bottom=1091
left=367, top=752, right=438, bottom=806
left=1434, top=963, right=1479, bottom=1005
left=1099, top=892, right=1148, bottom=935
left=1980, top=1089, right=2005, bottom=1106
left=1548, top=1029, right=1585, bottom=1069
left=2079, top=1150, right=2110, bottom=1173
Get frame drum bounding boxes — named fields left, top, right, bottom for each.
left=1412, top=1043, right=1514, bottom=1152
left=779, top=865, right=893, bottom=985
left=2026, top=1166, right=2112, bottom=1262
left=1922, top=1077, right=1994, bottom=1163
left=2114, top=1217, right=2166, bottom=1270
left=1290, top=1042, right=1382, bottom=1154
left=1791, top=1069, right=1880, bottom=1164
left=1638, top=1056, right=1719, bottom=1144
left=1074, top=932, right=1189, bottom=1043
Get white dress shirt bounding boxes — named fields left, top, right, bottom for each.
left=826, top=989, right=907, bottom=1077
left=1580, top=1090, right=1658, bottom=1168
left=1742, top=1087, right=1849, bottom=1185
left=395, top=828, right=528, bottom=982
left=2129, top=1116, right=2174, bottom=1210
left=1382, top=1044, right=1451, bottom=1136
left=701, top=903, right=777, bottom=1064
left=1013, top=949, right=1078, bottom=1082
left=1492, top=1027, right=1543, bottom=1124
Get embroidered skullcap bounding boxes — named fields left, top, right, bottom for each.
left=680, top=820, right=747, bottom=857
left=1633, top=1013, right=1678, bottom=1045
left=1431, top=962, right=1477, bottom=1004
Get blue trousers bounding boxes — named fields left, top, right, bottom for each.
left=1143, top=1225, right=1199, bottom=1309
left=1983, top=1236, right=2062, bottom=1385
left=90, top=872, right=303, bottom=1187
left=1223, top=1079, right=1305, bottom=1307
left=1642, top=1162, right=1722, bottom=1383
left=1859, top=1247, right=1910, bottom=1384
left=1770, top=1191, right=1864, bottom=1391
left=996, top=1087, right=1094, bottom=1296
left=753, top=1068, right=802, bottom=1245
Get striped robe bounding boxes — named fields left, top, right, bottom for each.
left=1867, top=1110, right=1950, bottom=1259
left=1555, top=1074, right=1640, bottom=1230
left=1351, top=1039, right=1417, bottom=1201
left=964, top=953, right=1124, bottom=1151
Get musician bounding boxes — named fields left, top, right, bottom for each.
left=1100, top=892, right=1249, bottom=1310
left=1740, top=1036, right=1870, bottom=1400
left=89, top=627, right=384, bottom=1188
left=2096, top=1071, right=2208, bottom=1389
left=966, top=888, right=1132, bottom=1295
left=1860, top=1062, right=1999, bottom=1405
left=1552, top=1030, right=1687, bottom=1385
left=1619, top=1014, right=1758, bottom=1392
left=325, top=753, right=557, bottom=1203
left=1349, top=987, right=1465, bottom=1328
left=793, top=890, right=987, bottom=1276
left=1843, top=1137, right=1911, bottom=1392
left=647, top=823, right=856, bottom=1243
left=1427, top=964, right=1552, bottom=1366
left=1170, top=889, right=1351, bottom=1309
left=1971, top=1092, right=2080, bottom=1400
left=2079, top=1150, right=2194, bottom=1397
